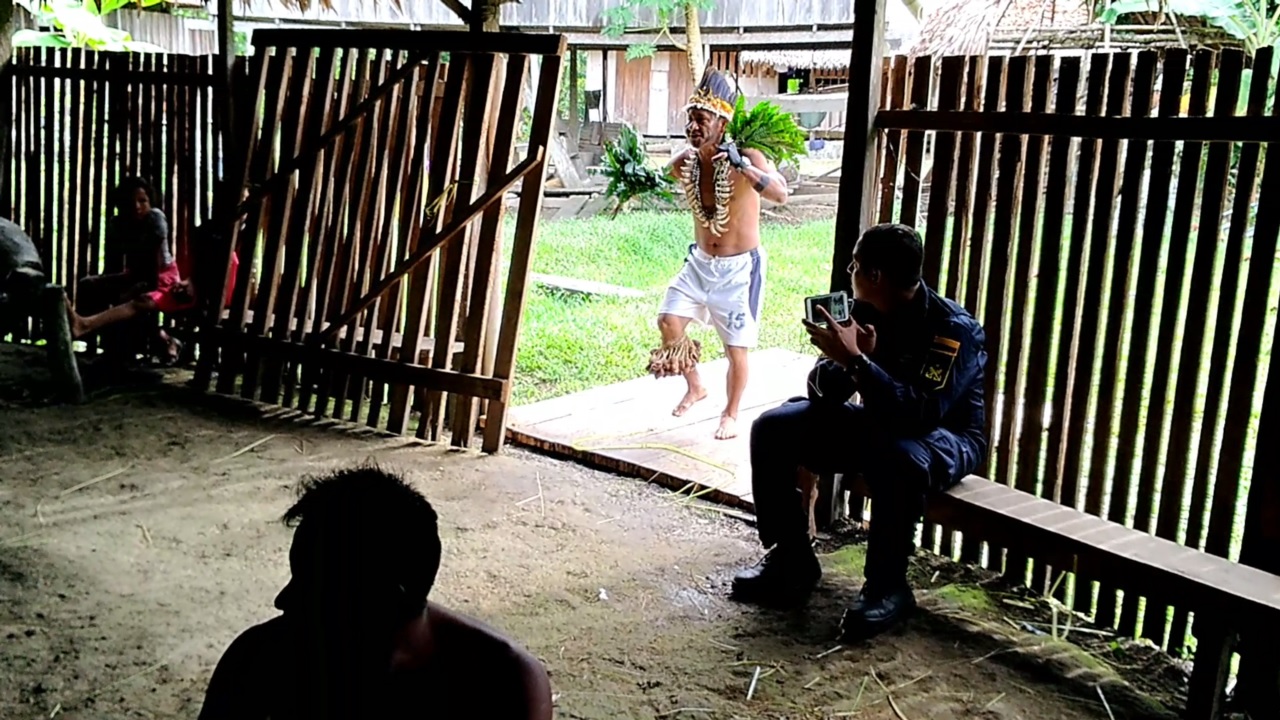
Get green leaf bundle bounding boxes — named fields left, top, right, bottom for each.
left=725, top=95, right=808, bottom=168
left=598, top=124, right=676, bottom=217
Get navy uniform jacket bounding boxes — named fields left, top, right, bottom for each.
left=807, top=283, right=988, bottom=486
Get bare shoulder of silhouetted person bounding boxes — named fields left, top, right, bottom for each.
left=196, top=466, right=553, bottom=720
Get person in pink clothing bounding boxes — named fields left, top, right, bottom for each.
left=69, top=177, right=195, bottom=361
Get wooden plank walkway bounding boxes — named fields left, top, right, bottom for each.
left=506, top=348, right=816, bottom=510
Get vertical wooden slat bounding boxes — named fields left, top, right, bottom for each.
left=877, top=58, right=908, bottom=224
left=274, top=47, right=339, bottom=408
left=1120, top=47, right=1194, bottom=645
left=1085, top=50, right=1157, bottom=630
left=1070, top=53, right=1133, bottom=618
left=371, top=61, right=445, bottom=425
left=386, top=56, right=468, bottom=434
left=249, top=48, right=314, bottom=404
left=1000, top=54, right=1054, bottom=585
left=919, top=55, right=964, bottom=553
left=981, top=54, right=1029, bottom=574
left=945, top=57, right=982, bottom=304
left=313, top=48, right=375, bottom=417
left=1140, top=47, right=1215, bottom=638
left=218, top=46, right=292, bottom=396
left=958, top=56, right=1006, bottom=566
left=324, top=50, right=386, bottom=420
left=1166, top=49, right=1246, bottom=645
left=897, top=55, right=931, bottom=228
left=367, top=59, right=437, bottom=428
left=298, top=48, right=360, bottom=413
left=482, top=47, right=567, bottom=453
left=450, top=52, right=532, bottom=446
left=349, top=53, right=413, bottom=425
left=422, top=52, right=496, bottom=441
left=1052, top=53, right=1109, bottom=602
left=1203, top=47, right=1277, bottom=563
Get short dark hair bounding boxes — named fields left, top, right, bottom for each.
left=282, top=464, right=442, bottom=618
left=113, top=176, right=156, bottom=211
left=855, top=223, right=924, bottom=289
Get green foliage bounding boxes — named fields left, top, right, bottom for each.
left=600, top=0, right=715, bottom=60
left=14, top=0, right=167, bottom=51
left=1096, top=0, right=1280, bottom=52
left=598, top=123, right=675, bottom=216
left=725, top=95, right=808, bottom=169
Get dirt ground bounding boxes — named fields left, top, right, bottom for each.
left=1, top=345, right=1182, bottom=719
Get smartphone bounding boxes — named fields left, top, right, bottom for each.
left=804, top=291, right=851, bottom=327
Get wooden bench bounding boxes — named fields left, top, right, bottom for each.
left=829, top=473, right=1280, bottom=719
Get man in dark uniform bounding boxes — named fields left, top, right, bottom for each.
left=730, top=223, right=988, bottom=640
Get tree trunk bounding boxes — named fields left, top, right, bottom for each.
left=683, top=0, right=706, bottom=85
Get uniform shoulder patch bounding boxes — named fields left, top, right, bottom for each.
left=921, top=334, right=961, bottom=390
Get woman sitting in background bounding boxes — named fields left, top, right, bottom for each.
left=70, top=177, right=192, bottom=362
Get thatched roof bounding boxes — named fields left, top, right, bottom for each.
left=909, top=0, right=1092, bottom=57
left=738, top=49, right=852, bottom=73
left=908, top=0, right=1239, bottom=56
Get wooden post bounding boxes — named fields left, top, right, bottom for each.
left=829, top=0, right=886, bottom=294
left=1185, top=620, right=1235, bottom=719
left=568, top=48, right=580, bottom=147
left=42, top=285, right=84, bottom=404
left=1232, top=313, right=1280, bottom=715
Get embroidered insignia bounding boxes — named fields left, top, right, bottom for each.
left=921, top=335, right=961, bottom=390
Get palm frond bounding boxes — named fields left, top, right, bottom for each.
left=726, top=95, right=807, bottom=168
left=597, top=123, right=675, bottom=217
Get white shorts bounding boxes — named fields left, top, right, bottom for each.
left=659, top=245, right=767, bottom=348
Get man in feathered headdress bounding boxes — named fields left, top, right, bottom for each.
left=648, top=68, right=790, bottom=440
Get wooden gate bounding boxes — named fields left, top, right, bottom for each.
left=197, top=29, right=565, bottom=452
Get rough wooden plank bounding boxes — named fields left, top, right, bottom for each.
left=874, top=109, right=1278, bottom=142
left=451, top=53, right=532, bottom=447
left=483, top=52, right=568, bottom=453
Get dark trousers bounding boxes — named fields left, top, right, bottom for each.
left=750, top=397, right=967, bottom=587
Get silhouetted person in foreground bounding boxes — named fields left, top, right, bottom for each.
left=198, top=466, right=553, bottom=720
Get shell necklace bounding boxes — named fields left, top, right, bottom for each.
left=683, top=152, right=732, bottom=237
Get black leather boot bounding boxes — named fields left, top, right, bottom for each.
left=730, top=544, right=822, bottom=607
left=839, top=583, right=916, bottom=640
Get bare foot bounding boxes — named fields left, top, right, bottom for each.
left=64, top=299, right=87, bottom=339
left=715, top=414, right=738, bottom=440
left=672, top=387, right=708, bottom=417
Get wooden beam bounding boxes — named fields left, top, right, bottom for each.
left=562, top=28, right=863, bottom=50
left=214, top=330, right=506, bottom=401
left=829, top=0, right=885, bottom=293
left=249, top=28, right=566, bottom=56
left=875, top=110, right=1280, bottom=143
left=317, top=149, right=544, bottom=341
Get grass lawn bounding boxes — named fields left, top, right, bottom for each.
left=508, top=211, right=832, bottom=405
